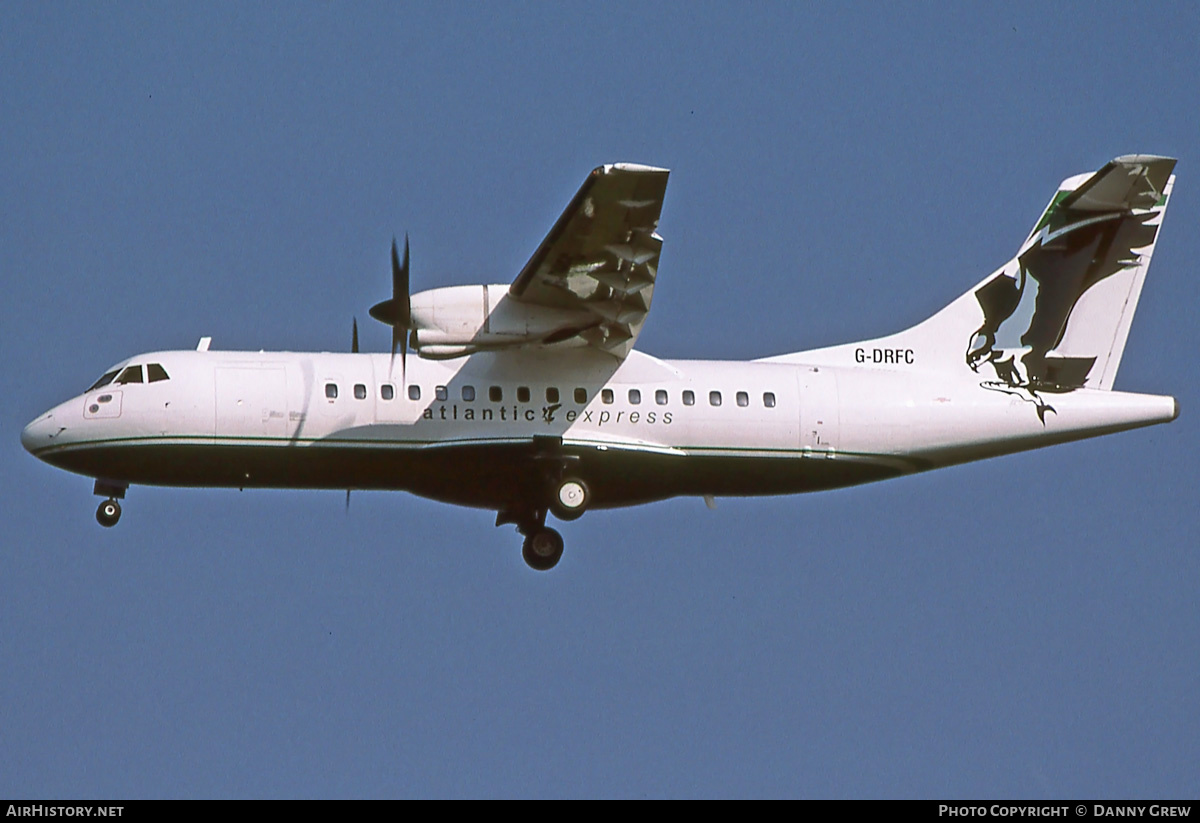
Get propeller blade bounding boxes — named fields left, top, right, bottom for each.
left=345, top=489, right=351, bottom=512
left=352, top=317, right=359, bottom=354
left=396, top=235, right=411, bottom=329
left=387, top=235, right=412, bottom=385
left=372, top=235, right=414, bottom=337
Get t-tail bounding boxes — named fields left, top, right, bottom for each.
left=767, top=154, right=1176, bottom=395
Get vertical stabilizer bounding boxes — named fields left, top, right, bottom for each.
left=768, top=155, right=1175, bottom=394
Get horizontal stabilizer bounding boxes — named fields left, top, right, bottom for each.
left=1055, top=154, right=1173, bottom=214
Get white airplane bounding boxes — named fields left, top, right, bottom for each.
left=22, top=156, right=1179, bottom=570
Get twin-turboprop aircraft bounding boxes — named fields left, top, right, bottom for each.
left=22, top=157, right=1180, bottom=569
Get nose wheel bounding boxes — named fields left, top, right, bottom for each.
left=92, top=480, right=127, bottom=528
left=96, top=498, right=122, bottom=528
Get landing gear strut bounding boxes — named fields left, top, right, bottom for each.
left=96, top=498, right=122, bottom=528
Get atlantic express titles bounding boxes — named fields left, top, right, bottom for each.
left=417, top=402, right=673, bottom=427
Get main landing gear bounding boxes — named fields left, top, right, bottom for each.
left=496, top=474, right=593, bottom=571
left=93, top=479, right=127, bottom=528
left=493, top=440, right=594, bottom=570
left=499, top=481, right=591, bottom=572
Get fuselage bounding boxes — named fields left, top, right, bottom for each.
left=21, top=347, right=1178, bottom=513
left=19, top=157, right=1182, bottom=572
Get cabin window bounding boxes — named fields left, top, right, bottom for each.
left=147, top=364, right=170, bottom=383
left=115, top=365, right=144, bottom=384
left=763, top=392, right=776, bottom=408
left=408, top=385, right=421, bottom=401
left=325, top=383, right=338, bottom=399
left=436, top=385, right=448, bottom=401
left=736, top=391, right=749, bottom=407
left=682, top=390, right=695, bottom=406
left=656, top=389, right=668, bottom=405
left=354, top=384, right=367, bottom=400
left=574, top=388, right=587, bottom=404
left=489, top=386, right=502, bottom=402
left=88, top=370, right=119, bottom=391
left=601, top=389, right=614, bottom=404
left=546, top=387, right=559, bottom=403
left=462, top=385, right=475, bottom=402
left=381, top=384, right=394, bottom=401
left=517, top=386, right=530, bottom=403
left=709, top=391, right=722, bottom=407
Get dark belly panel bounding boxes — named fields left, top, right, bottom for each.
left=39, top=438, right=914, bottom=511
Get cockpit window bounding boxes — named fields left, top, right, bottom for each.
left=115, top=365, right=144, bottom=384
left=147, top=363, right=169, bottom=383
left=88, top=370, right=119, bottom=392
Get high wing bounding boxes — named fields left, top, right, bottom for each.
left=509, top=163, right=670, bottom=359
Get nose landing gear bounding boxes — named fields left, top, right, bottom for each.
left=92, top=479, right=127, bottom=528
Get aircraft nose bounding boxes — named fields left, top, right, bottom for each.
left=21, top=410, right=56, bottom=455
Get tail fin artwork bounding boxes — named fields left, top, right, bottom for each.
left=973, top=154, right=1175, bottom=393
left=771, top=155, right=1175, bottom=404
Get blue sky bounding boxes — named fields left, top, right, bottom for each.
left=3, top=3, right=1198, bottom=798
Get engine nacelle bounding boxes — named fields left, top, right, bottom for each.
left=409, top=285, right=597, bottom=356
